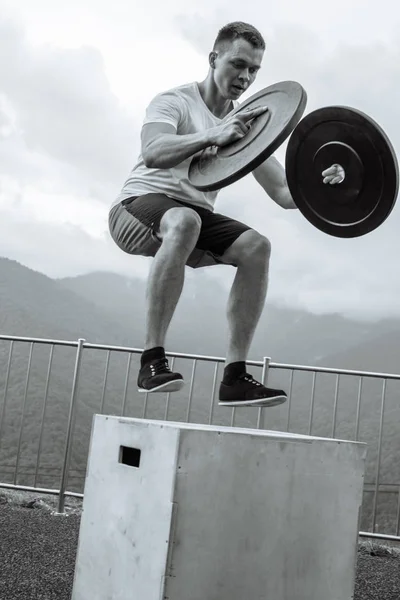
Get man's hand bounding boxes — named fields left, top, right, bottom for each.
left=210, top=106, right=268, bottom=147
left=322, top=164, right=345, bottom=185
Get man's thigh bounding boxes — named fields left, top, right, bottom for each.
left=108, top=193, right=181, bottom=257
left=195, top=210, right=253, bottom=267
left=108, top=193, right=252, bottom=268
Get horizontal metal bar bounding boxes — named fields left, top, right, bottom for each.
left=1, top=481, right=399, bottom=541
left=1, top=333, right=399, bottom=380
left=269, top=362, right=400, bottom=381
left=0, top=467, right=397, bottom=492
left=359, top=531, right=400, bottom=542
left=1, top=469, right=395, bottom=491
left=364, top=484, right=400, bottom=493
left=81, top=342, right=265, bottom=367
left=0, top=482, right=83, bottom=499
left=0, top=334, right=78, bottom=348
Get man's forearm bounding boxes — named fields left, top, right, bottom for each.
left=272, top=186, right=298, bottom=209
left=144, top=131, right=215, bottom=169
left=252, top=156, right=298, bottom=209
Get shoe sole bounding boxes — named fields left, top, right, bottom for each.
left=138, top=379, right=185, bottom=393
left=218, top=394, right=287, bottom=407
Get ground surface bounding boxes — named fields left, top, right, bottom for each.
left=0, top=490, right=399, bottom=599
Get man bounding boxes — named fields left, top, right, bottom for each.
left=109, top=22, right=343, bottom=407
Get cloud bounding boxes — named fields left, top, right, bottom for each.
left=0, top=198, right=151, bottom=279
left=0, top=17, right=138, bottom=197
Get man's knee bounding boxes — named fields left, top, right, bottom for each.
left=231, top=230, right=271, bottom=266
left=160, top=207, right=201, bottom=244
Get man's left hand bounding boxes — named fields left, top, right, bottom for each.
left=322, top=164, right=345, bottom=185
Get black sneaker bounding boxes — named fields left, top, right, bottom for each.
left=137, top=358, right=184, bottom=393
left=219, top=373, right=287, bottom=407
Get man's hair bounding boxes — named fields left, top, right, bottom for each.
left=213, top=22, right=265, bottom=54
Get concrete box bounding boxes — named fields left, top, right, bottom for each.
left=72, top=415, right=366, bottom=600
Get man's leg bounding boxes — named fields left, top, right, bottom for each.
left=223, top=230, right=270, bottom=364
left=145, top=207, right=201, bottom=348
left=218, top=229, right=287, bottom=407
left=138, top=206, right=201, bottom=393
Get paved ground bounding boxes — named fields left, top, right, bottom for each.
left=0, top=491, right=399, bottom=599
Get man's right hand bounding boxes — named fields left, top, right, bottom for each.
left=210, top=105, right=268, bottom=147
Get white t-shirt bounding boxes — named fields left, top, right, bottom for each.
left=112, top=82, right=238, bottom=211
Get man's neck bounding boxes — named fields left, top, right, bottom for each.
left=197, top=77, right=233, bottom=119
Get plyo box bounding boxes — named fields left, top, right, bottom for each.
left=72, top=415, right=366, bottom=600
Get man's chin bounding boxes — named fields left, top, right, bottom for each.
left=226, top=89, right=241, bottom=100
left=231, top=85, right=248, bottom=99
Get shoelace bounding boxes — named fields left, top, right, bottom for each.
left=239, top=373, right=262, bottom=387
left=150, top=358, right=172, bottom=374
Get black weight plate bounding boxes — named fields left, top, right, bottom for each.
left=189, top=81, right=307, bottom=192
left=285, top=106, right=399, bottom=238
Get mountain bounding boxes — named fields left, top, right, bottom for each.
left=316, top=328, right=400, bottom=373
left=0, top=258, right=135, bottom=346
left=60, top=270, right=400, bottom=367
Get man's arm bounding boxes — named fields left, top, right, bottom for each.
left=142, top=123, right=214, bottom=169
left=142, top=107, right=265, bottom=170
left=252, top=155, right=297, bottom=210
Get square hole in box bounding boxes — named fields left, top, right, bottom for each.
left=119, top=446, right=141, bottom=468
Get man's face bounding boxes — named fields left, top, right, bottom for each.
left=212, top=38, right=264, bottom=100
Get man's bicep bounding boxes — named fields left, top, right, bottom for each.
left=141, top=122, right=177, bottom=161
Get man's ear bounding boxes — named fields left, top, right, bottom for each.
left=209, top=52, right=217, bottom=68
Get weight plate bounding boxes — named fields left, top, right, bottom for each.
left=285, top=106, right=399, bottom=237
left=188, top=81, right=307, bottom=192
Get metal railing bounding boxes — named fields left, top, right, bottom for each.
left=0, top=333, right=399, bottom=541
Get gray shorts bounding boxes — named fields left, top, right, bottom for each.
left=108, top=193, right=252, bottom=269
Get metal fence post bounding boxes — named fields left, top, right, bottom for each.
left=256, top=356, right=271, bottom=430
left=0, top=341, right=14, bottom=454
left=56, top=338, right=85, bottom=514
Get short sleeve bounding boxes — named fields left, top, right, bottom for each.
left=143, top=91, right=186, bottom=131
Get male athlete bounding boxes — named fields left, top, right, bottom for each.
left=109, top=22, right=343, bottom=407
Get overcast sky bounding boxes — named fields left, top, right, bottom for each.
left=0, top=0, right=399, bottom=320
